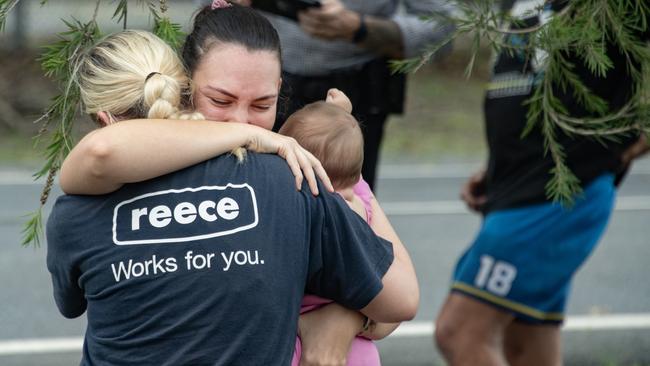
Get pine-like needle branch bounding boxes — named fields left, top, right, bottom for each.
left=393, top=0, right=650, bottom=205
left=0, top=0, right=19, bottom=31
left=0, top=0, right=186, bottom=247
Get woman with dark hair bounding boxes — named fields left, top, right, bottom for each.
left=59, top=2, right=419, bottom=365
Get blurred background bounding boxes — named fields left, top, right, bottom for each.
left=0, top=1, right=648, bottom=365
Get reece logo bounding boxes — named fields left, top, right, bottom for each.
left=112, top=184, right=258, bottom=245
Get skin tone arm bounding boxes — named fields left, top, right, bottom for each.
left=336, top=193, right=403, bottom=340
left=621, top=134, right=649, bottom=166
left=353, top=197, right=400, bottom=340
left=60, top=119, right=333, bottom=196
left=461, top=135, right=650, bottom=213
left=297, top=197, right=418, bottom=366
left=230, top=0, right=405, bottom=59
left=359, top=196, right=419, bottom=322
left=461, top=168, right=487, bottom=213
left=297, top=0, right=405, bottom=59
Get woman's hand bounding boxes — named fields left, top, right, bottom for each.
left=246, top=126, right=334, bottom=195
left=298, top=303, right=364, bottom=366
left=460, top=168, right=487, bottom=213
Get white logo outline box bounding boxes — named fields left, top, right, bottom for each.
left=112, top=183, right=258, bottom=245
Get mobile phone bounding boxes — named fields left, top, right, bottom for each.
left=251, top=0, right=322, bottom=21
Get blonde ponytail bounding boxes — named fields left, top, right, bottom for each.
left=77, top=30, right=189, bottom=120
left=144, top=73, right=181, bottom=119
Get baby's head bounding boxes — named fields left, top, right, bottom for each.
left=279, top=101, right=363, bottom=191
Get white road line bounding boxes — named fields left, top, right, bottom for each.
left=0, top=337, right=82, bottom=356
left=381, top=196, right=650, bottom=215
left=3, top=196, right=650, bottom=224
left=0, top=172, right=42, bottom=186
left=2, top=313, right=650, bottom=355
left=3, top=161, right=650, bottom=185
left=393, top=313, right=650, bottom=337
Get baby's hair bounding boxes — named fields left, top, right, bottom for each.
left=76, top=29, right=245, bottom=162
left=280, top=102, right=363, bottom=190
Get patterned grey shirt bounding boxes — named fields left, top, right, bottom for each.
left=263, top=0, right=454, bottom=75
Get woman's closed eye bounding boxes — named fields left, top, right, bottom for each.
left=209, top=98, right=231, bottom=107
left=253, top=104, right=272, bottom=111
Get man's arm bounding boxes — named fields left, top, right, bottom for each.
left=297, top=0, right=455, bottom=59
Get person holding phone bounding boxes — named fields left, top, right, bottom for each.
left=230, top=0, right=455, bottom=191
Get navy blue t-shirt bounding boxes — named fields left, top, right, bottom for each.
left=46, top=153, right=393, bottom=365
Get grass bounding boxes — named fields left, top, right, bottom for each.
left=0, top=132, right=43, bottom=168
left=382, top=65, right=487, bottom=164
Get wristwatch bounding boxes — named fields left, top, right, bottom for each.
left=360, top=315, right=373, bottom=333
left=353, top=14, right=368, bottom=43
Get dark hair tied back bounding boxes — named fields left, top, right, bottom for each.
left=182, top=4, right=282, bottom=75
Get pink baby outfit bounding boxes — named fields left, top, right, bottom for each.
left=292, top=178, right=379, bottom=366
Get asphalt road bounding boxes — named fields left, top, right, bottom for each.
left=1, top=160, right=649, bottom=365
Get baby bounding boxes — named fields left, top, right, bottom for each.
left=280, top=89, right=389, bottom=366
left=279, top=89, right=373, bottom=224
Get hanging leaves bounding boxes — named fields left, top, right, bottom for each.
left=0, top=0, right=187, bottom=247
left=392, top=0, right=650, bottom=204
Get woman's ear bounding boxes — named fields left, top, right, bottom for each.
left=96, top=111, right=114, bottom=127
left=277, top=77, right=282, bottom=92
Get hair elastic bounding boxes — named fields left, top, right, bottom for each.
left=145, top=72, right=161, bottom=82
left=211, top=0, right=232, bottom=9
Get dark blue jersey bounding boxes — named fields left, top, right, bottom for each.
left=46, top=153, right=393, bottom=366
left=483, top=1, right=648, bottom=212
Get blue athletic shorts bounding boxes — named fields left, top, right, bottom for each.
left=451, top=173, right=616, bottom=324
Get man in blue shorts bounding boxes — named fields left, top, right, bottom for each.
left=434, top=1, right=649, bottom=365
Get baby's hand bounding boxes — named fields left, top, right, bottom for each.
left=326, top=88, right=353, bottom=113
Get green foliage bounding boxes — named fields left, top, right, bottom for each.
left=0, top=0, right=19, bottom=31
left=113, top=0, right=129, bottom=29
left=154, top=17, right=184, bottom=51
left=22, top=209, right=43, bottom=248
left=0, top=0, right=187, bottom=247
left=394, top=0, right=650, bottom=205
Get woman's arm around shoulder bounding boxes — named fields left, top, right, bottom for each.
left=60, top=119, right=332, bottom=195
left=360, top=197, right=420, bottom=323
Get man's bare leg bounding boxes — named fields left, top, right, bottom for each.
left=435, top=292, right=514, bottom=366
left=504, top=321, right=562, bottom=366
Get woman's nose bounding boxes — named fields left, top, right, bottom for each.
left=227, top=106, right=249, bottom=124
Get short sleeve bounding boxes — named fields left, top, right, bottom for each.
left=46, top=200, right=87, bottom=318
left=392, top=0, right=456, bottom=58
left=306, top=192, right=394, bottom=310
